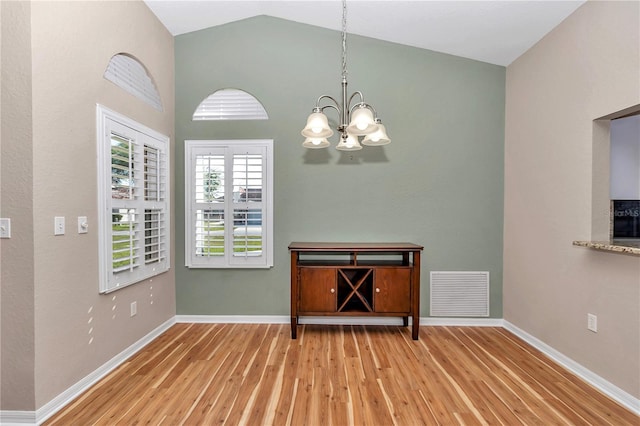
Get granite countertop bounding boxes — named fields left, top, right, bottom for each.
left=573, top=240, right=640, bottom=256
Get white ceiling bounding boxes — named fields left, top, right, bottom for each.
left=144, top=0, right=586, bottom=66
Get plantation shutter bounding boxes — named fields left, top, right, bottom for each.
left=143, top=144, right=167, bottom=265
left=230, top=147, right=267, bottom=266
left=190, top=147, right=227, bottom=266
left=192, top=89, right=268, bottom=121
left=104, top=53, right=163, bottom=111
left=185, top=140, right=273, bottom=269
left=99, top=107, right=170, bottom=293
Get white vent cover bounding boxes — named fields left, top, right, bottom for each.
left=430, top=271, right=489, bottom=317
left=193, top=89, right=268, bottom=121
left=104, top=53, right=163, bottom=111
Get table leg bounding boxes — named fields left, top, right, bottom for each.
left=290, top=250, right=298, bottom=339
left=412, top=250, right=421, bottom=340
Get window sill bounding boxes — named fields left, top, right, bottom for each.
left=573, top=240, right=640, bottom=256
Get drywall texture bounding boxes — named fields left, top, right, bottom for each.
left=504, top=1, right=640, bottom=398
left=175, top=17, right=505, bottom=317
left=1, top=0, right=35, bottom=410
left=1, top=1, right=176, bottom=411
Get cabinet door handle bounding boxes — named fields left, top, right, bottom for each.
left=376, top=288, right=380, bottom=293
left=330, top=288, right=335, bottom=293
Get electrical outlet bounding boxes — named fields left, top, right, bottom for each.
left=54, top=216, right=65, bottom=235
left=130, top=301, right=137, bottom=317
left=0, top=218, right=11, bottom=238
left=587, top=313, right=597, bottom=332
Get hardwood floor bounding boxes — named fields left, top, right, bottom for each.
left=45, top=323, right=638, bottom=425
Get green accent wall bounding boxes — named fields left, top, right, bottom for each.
left=175, top=16, right=505, bottom=317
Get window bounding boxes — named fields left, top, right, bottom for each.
left=97, top=105, right=170, bottom=293
left=591, top=105, right=640, bottom=241
left=610, top=114, right=640, bottom=200
left=192, top=89, right=268, bottom=121
left=104, top=53, right=163, bottom=111
left=185, top=140, right=273, bottom=268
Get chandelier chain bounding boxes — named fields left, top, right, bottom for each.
left=341, top=0, right=348, bottom=79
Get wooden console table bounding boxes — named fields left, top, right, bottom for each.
left=289, top=242, right=423, bottom=340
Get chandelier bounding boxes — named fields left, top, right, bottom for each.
left=301, top=0, right=390, bottom=151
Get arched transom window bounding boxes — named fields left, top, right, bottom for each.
left=193, top=89, right=268, bottom=121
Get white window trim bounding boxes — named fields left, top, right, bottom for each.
left=97, top=104, right=171, bottom=293
left=185, top=139, right=274, bottom=269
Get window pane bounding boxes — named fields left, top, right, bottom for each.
left=233, top=154, right=262, bottom=202
left=233, top=208, right=263, bottom=256
left=144, top=208, right=165, bottom=264
left=144, top=145, right=159, bottom=201
left=112, top=208, right=139, bottom=272
left=233, top=208, right=262, bottom=227
left=195, top=209, right=225, bottom=257
left=111, top=134, right=135, bottom=200
left=195, top=154, right=225, bottom=203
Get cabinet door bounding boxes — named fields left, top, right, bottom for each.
left=374, top=268, right=411, bottom=313
left=299, top=268, right=336, bottom=312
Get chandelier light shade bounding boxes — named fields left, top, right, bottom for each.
left=302, top=137, right=331, bottom=149
left=301, top=0, right=390, bottom=151
left=346, top=106, right=377, bottom=135
left=301, top=111, right=334, bottom=138
left=362, top=120, right=391, bottom=146
left=335, top=133, right=363, bottom=151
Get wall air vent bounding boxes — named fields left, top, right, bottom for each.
left=104, top=53, right=163, bottom=111
left=193, top=89, right=268, bottom=121
left=430, top=271, right=489, bottom=317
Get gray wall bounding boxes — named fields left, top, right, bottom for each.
left=175, top=17, right=505, bottom=317
left=1, top=0, right=175, bottom=411
left=504, top=1, right=639, bottom=398
left=1, top=0, right=35, bottom=410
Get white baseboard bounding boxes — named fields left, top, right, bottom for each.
left=176, top=315, right=411, bottom=325
left=422, top=317, right=504, bottom=327
left=503, top=320, right=640, bottom=416
left=300, top=317, right=503, bottom=326
left=3, top=316, right=637, bottom=424
left=0, top=410, right=36, bottom=426
left=31, top=317, right=175, bottom=425
left=176, top=315, right=503, bottom=327
left=176, top=314, right=290, bottom=324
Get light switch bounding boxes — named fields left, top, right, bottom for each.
left=0, top=218, right=11, bottom=238
left=54, top=216, right=65, bottom=235
left=78, top=216, right=88, bottom=234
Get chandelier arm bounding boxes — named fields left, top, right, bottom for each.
left=319, top=104, right=341, bottom=115
left=347, top=91, right=365, bottom=108
left=315, top=95, right=341, bottom=111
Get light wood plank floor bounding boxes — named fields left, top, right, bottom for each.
left=45, top=323, right=638, bottom=425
